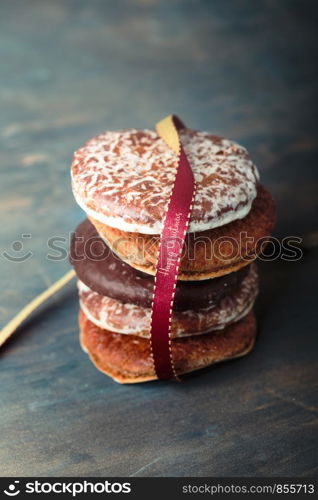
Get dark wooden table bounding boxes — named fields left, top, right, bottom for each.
left=1, top=1, right=317, bottom=477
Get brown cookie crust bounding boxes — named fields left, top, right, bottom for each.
left=79, top=309, right=257, bottom=383
left=89, top=184, right=275, bottom=280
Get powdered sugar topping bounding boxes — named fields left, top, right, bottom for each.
left=71, top=129, right=259, bottom=234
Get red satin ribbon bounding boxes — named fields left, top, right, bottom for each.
left=150, top=115, right=196, bottom=380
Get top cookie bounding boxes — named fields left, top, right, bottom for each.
left=71, top=128, right=259, bottom=234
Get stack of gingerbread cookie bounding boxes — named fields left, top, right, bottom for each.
left=69, top=127, right=275, bottom=383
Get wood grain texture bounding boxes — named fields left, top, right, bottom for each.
left=0, top=0, right=317, bottom=477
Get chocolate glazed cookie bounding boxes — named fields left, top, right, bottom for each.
left=69, top=219, right=252, bottom=311
left=70, top=220, right=259, bottom=338
left=77, top=265, right=258, bottom=338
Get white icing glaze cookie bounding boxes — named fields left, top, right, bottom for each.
left=71, top=129, right=259, bottom=234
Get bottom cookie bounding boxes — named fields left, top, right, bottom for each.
left=79, top=309, right=257, bottom=383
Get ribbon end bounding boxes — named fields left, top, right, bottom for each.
left=155, top=115, right=180, bottom=154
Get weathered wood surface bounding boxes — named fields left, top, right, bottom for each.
left=1, top=0, right=317, bottom=477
